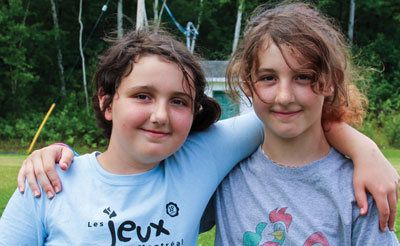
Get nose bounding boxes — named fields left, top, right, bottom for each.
left=275, top=80, right=294, bottom=105
left=150, top=100, right=169, bottom=125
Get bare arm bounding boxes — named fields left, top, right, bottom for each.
left=326, top=122, right=399, bottom=232
left=18, top=145, right=75, bottom=199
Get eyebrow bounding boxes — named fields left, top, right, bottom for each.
left=127, top=85, right=193, bottom=100
left=255, top=68, right=276, bottom=75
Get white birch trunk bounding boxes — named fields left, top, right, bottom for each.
left=154, top=0, right=159, bottom=23
left=78, top=0, right=89, bottom=113
left=49, top=0, right=66, bottom=94
left=348, top=0, right=355, bottom=44
left=136, top=0, right=146, bottom=30
left=117, top=0, right=123, bottom=38
left=232, top=0, right=244, bottom=54
left=190, top=0, right=203, bottom=53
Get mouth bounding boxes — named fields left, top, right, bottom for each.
left=271, top=110, right=302, bottom=119
left=142, top=129, right=170, bottom=138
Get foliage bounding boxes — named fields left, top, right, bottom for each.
left=0, top=92, right=107, bottom=151
left=0, top=0, right=399, bottom=149
left=362, top=100, right=400, bottom=149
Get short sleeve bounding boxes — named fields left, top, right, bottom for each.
left=351, top=195, right=399, bottom=245
left=0, top=186, right=46, bottom=245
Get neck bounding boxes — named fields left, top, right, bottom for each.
left=97, top=143, right=159, bottom=175
left=262, top=125, right=331, bottom=168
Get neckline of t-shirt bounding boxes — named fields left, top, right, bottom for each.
left=257, top=146, right=340, bottom=178
left=88, top=151, right=163, bottom=186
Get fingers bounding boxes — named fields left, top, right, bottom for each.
left=387, top=190, right=398, bottom=231
left=24, top=153, right=43, bottom=198
left=58, top=147, right=75, bottom=171
left=353, top=182, right=368, bottom=216
left=17, top=160, right=27, bottom=193
left=31, top=150, right=55, bottom=199
left=42, top=153, right=62, bottom=195
left=374, top=191, right=390, bottom=232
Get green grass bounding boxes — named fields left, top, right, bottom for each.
left=381, top=148, right=400, bottom=239
left=1, top=149, right=400, bottom=244
left=0, top=154, right=26, bottom=215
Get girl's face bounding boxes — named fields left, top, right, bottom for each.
left=248, top=41, right=325, bottom=141
left=101, top=55, right=195, bottom=174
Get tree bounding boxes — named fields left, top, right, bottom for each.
left=78, top=0, right=90, bottom=113
left=348, top=0, right=355, bottom=44
left=136, top=0, right=147, bottom=30
left=232, top=0, right=244, bottom=54
left=49, top=0, right=66, bottom=94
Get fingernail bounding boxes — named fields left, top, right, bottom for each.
left=46, top=191, right=54, bottom=198
left=55, top=186, right=61, bottom=193
left=61, top=162, right=67, bottom=169
left=33, top=190, right=40, bottom=197
left=360, top=208, right=365, bottom=215
left=19, top=187, right=24, bottom=193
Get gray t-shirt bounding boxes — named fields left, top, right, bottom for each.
left=208, top=146, right=399, bottom=245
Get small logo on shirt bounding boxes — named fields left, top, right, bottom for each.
left=103, top=207, right=117, bottom=219
left=166, top=202, right=179, bottom=217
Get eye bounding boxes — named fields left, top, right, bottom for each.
left=295, top=74, right=312, bottom=83
left=171, top=98, right=187, bottom=106
left=260, top=75, right=275, bottom=82
left=134, top=93, right=151, bottom=100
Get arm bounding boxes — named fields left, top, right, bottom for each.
left=0, top=188, right=46, bottom=245
left=325, top=122, right=399, bottom=232
left=17, top=144, right=75, bottom=199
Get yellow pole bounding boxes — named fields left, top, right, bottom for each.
left=27, top=103, right=56, bottom=154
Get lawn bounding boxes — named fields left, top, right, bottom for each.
left=1, top=149, right=400, bottom=244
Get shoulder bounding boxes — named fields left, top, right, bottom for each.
left=56, top=152, right=98, bottom=179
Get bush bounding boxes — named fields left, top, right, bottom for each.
left=362, top=100, right=400, bottom=149
left=0, top=92, right=107, bottom=153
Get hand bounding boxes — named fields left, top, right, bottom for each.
left=17, top=145, right=75, bottom=199
left=353, top=147, right=399, bottom=232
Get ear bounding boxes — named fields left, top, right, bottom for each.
left=98, top=89, right=112, bottom=121
left=243, top=81, right=253, bottom=98
left=240, top=72, right=253, bottom=98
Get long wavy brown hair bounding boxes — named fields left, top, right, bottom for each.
left=227, top=1, right=367, bottom=126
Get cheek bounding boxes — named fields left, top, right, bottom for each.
left=253, top=86, right=276, bottom=104
left=172, top=110, right=194, bottom=134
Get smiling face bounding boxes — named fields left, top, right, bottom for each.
left=248, top=40, right=325, bottom=142
left=100, top=55, right=195, bottom=174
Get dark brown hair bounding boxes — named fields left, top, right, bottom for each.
left=93, top=27, right=221, bottom=138
left=227, top=1, right=367, bottom=126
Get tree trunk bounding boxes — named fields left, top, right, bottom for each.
left=117, top=0, right=123, bottom=38
left=155, top=0, right=166, bottom=29
left=153, top=0, right=159, bottom=22
left=232, top=0, right=244, bottom=54
left=136, top=0, right=147, bottom=30
left=348, top=0, right=355, bottom=44
left=190, top=0, right=203, bottom=53
left=49, top=0, right=66, bottom=94
left=78, top=0, right=90, bottom=113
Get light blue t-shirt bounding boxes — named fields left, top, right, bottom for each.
left=0, top=113, right=264, bottom=246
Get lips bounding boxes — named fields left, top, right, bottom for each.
left=271, top=110, right=301, bottom=119
left=142, top=129, right=169, bottom=138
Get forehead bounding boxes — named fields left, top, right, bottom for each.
left=123, top=55, right=195, bottom=94
left=255, top=37, right=305, bottom=71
